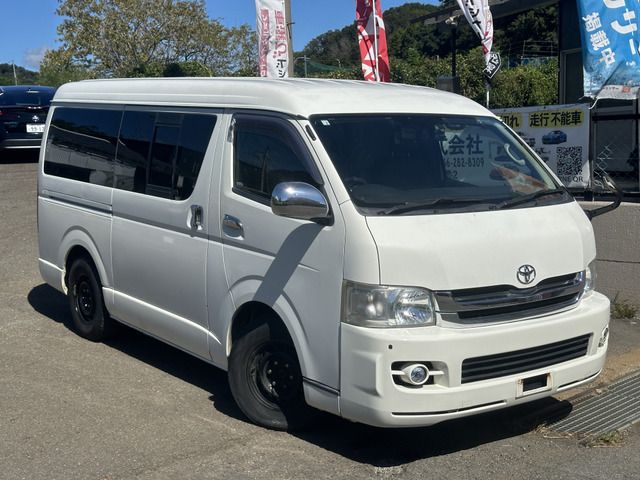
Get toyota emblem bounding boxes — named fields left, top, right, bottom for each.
left=517, top=265, right=536, bottom=285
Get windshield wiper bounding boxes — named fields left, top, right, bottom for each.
left=378, top=197, right=487, bottom=215
left=491, top=188, right=567, bottom=210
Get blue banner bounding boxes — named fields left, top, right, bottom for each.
left=577, top=0, right=640, bottom=99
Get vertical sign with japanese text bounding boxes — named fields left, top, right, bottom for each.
left=456, top=0, right=496, bottom=75
left=255, top=0, right=289, bottom=78
left=577, top=0, right=640, bottom=99
left=493, top=104, right=591, bottom=188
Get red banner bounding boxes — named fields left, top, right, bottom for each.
left=356, top=0, right=390, bottom=82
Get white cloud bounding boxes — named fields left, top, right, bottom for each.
left=23, top=46, right=50, bottom=71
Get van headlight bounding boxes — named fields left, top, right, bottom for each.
left=342, top=282, right=435, bottom=328
left=583, top=261, right=597, bottom=296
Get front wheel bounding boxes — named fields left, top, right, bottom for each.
left=228, top=322, right=313, bottom=431
left=67, top=257, right=115, bottom=341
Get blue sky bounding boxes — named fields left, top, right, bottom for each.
left=1, top=0, right=436, bottom=71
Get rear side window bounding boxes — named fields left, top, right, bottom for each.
left=44, top=107, right=122, bottom=186
left=116, top=111, right=216, bottom=200
left=44, top=107, right=216, bottom=200
left=233, top=115, right=321, bottom=200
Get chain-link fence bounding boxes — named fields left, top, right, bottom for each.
left=590, top=105, right=640, bottom=200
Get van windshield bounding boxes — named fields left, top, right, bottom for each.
left=310, top=114, right=570, bottom=215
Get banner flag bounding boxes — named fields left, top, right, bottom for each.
left=456, top=0, right=494, bottom=67
left=356, top=0, right=391, bottom=82
left=577, top=0, right=640, bottom=100
left=255, top=0, right=289, bottom=78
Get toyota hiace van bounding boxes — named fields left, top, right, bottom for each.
left=38, top=78, right=610, bottom=430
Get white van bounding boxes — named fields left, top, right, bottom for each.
left=38, top=78, right=610, bottom=430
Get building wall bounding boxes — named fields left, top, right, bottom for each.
left=585, top=202, right=640, bottom=304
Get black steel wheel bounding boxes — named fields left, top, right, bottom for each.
left=228, top=321, right=313, bottom=431
left=67, top=257, right=115, bottom=341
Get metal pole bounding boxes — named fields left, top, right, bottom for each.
left=284, top=0, right=294, bottom=77
left=451, top=26, right=457, bottom=77
left=12, top=62, right=17, bottom=85
left=486, top=81, right=490, bottom=108
left=372, top=0, right=380, bottom=81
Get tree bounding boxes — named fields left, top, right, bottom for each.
left=40, top=0, right=256, bottom=84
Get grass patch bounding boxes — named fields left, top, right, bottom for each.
left=582, top=430, right=627, bottom=447
left=610, top=293, right=639, bottom=319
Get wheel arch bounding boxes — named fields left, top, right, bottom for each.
left=226, top=298, right=311, bottom=380
left=59, top=228, right=110, bottom=293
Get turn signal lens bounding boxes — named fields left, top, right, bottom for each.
left=584, top=261, right=597, bottom=296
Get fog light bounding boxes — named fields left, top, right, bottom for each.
left=401, top=363, right=430, bottom=386
left=598, top=325, right=609, bottom=347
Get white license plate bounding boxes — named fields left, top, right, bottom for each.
left=26, top=124, right=45, bottom=133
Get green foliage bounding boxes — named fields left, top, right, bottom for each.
left=39, top=49, right=95, bottom=86
left=0, top=63, right=39, bottom=85
left=41, top=0, right=256, bottom=84
left=302, top=25, right=360, bottom=69
left=491, top=59, right=558, bottom=108
left=299, top=3, right=559, bottom=108
left=611, top=293, right=639, bottom=319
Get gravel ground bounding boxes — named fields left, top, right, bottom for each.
left=1, top=151, right=639, bottom=480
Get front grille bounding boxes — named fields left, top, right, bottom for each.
left=461, top=334, right=591, bottom=384
left=435, top=272, right=585, bottom=325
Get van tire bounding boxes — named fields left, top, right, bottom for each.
left=67, top=257, right=115, bottom=342
left=228, top=321, right=312, bottom=431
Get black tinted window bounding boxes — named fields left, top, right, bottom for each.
left=115, top=111, right=216, bottom=199
left=44, top=107, right=122, bottom=186
left=234, top=117, right=320, bottom=199
left=0, top=87, right=54, bottom=106
left=115, top=111, right=154, bottom=192
left=148, top=125, right=180, bottom=197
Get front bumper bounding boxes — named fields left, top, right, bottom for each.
left=339, top=292, right=610, bottom=427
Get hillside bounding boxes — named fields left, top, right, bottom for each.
left=0, top=64, right=39, bottom=85
left=296, top=2, right=559, bottom=108
left=299, top=3, right=557, bottom=71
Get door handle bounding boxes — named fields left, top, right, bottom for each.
left=223, top=214, right=243, bottom=231
left=190, top=205, right=203, bottom=231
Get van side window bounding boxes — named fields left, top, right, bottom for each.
left=233, top=116, right=321, bottom=200
left=115, top=110, right=154, bottom=193
left=44, top=107, right=122, bottom=186
left=116, top=111, right=216, bottom=200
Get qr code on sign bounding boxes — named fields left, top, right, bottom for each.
left=556, top=146, right=583, bottom=176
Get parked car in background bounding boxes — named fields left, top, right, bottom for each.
left=0, top=85, right=55, bottom=150
left=542, top=130, right=567, bottom=144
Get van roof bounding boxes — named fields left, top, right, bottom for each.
left=53, top=77, right=492, bottom=118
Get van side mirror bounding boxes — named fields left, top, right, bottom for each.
left=271, top=182, right=330, bottom=222
left=584, top=171, right=622, bottom=220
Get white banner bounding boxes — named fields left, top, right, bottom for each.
left=255, top=0, right=289, bottom=78
left=494, top=104, right=591, bottom=188
left=456, top=0, right=493, bottom=64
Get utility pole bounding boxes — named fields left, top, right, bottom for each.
left=12, top=61, right=18, bottom=85
left=284, top=0, right=294, bottom=77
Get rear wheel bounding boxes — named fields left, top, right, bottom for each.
left=228, top=321, right=313, bottom=431
left=67, top=257, right=115, bottom=341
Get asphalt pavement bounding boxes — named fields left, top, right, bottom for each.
left=1, top=151, right=639, bottom=480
